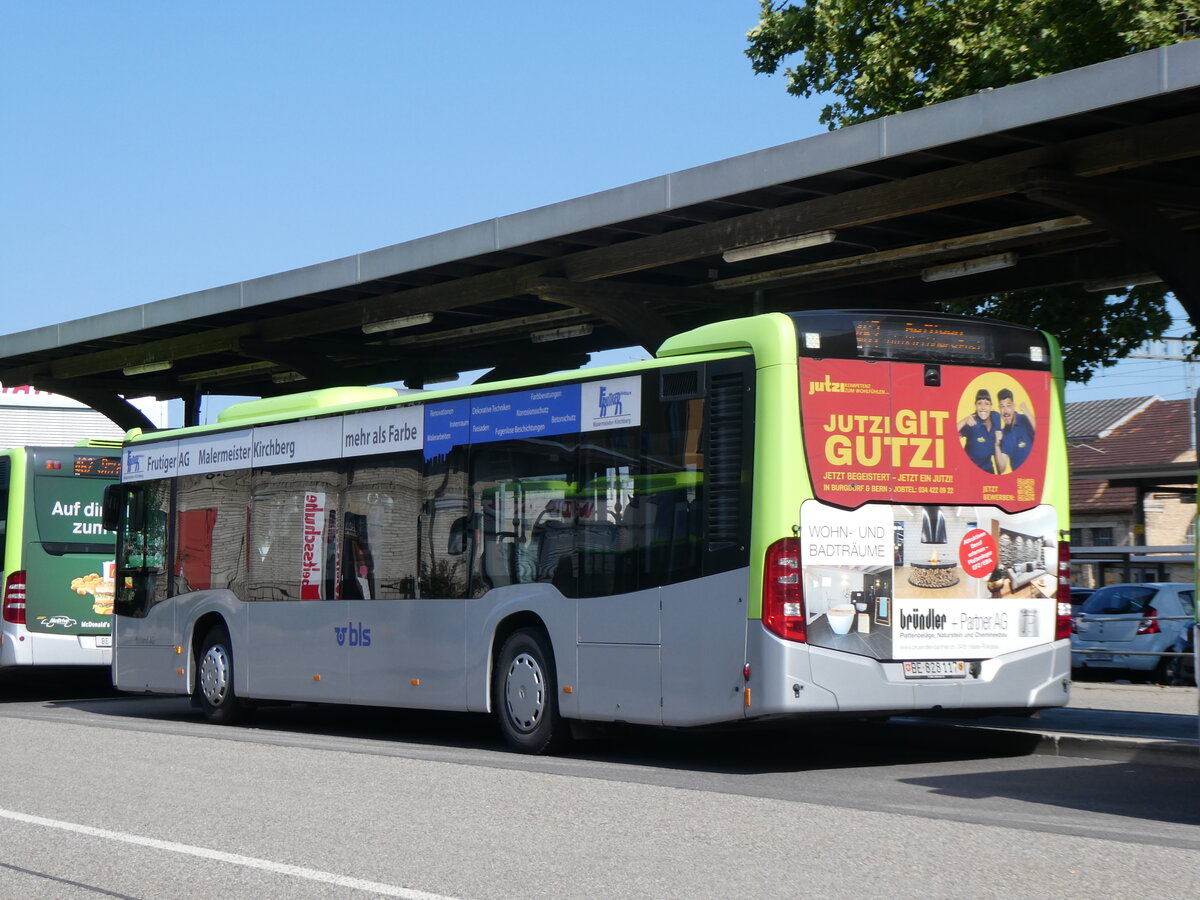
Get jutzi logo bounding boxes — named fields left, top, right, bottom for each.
left=334, top=621, right=372, bottom=647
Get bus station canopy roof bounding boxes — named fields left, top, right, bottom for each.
left=3, top=42, right=1200, bottom=431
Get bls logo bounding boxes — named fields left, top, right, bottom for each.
left=333, top=621, right=372, bottom=647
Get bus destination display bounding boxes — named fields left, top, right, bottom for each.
left=855, top=318, right=990, bottom=361
left=74, top=455, right=122, bottom=478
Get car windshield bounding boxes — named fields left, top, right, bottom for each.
left=1080, top=585, right=1157, bottom=615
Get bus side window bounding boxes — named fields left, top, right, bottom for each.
left=120, top=486, right=148, bottom=568
left=421, top=448, right=469, bottom=599
left=115, top=482, right=171, bottom=618
left=175, top=508, right=217, bottom=591
left=247, top=466, right=342, bottom=601
left=341, top=455, right=420, bottom=600
left=174, top=471, right=250, bottom=596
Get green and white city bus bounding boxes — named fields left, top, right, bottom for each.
left=2, top=442, right=121, bottom=667
left=105, top=311, right=1072, bottom=752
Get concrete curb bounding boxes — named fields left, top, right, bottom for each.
left=925, top=720, right=1200, bottom=768
left=1026, top=729, right=1199, bottom=768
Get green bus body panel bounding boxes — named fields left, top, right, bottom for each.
left=1, top=449, right=24, bottom=593
left=23, top=548, right=114, bottom=635
left=24, top=474, right=114, bottom=635
left=660, top=313, right=805, bottom=621
left=1041, top=329, right=1071, bottom=537
left=218, top=386, right=401, bottom=423
left=5, top=449, right=117, bottom=637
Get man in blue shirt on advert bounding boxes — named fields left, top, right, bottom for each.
left=995, top=387, right=1036, bottom=472
left=958, top=388, right=1001, bottom=473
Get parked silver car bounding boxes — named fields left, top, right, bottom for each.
left=1070, top=582, right=1195, bottom=680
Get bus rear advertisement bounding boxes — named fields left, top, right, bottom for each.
left=2, top=443, right=121, bottom=667
left=796, top=351, right=1057, bottom=664
left=105, top=310, right=1071, bottom=752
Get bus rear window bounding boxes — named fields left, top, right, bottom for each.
left=31, top=474, right=115, bottom=553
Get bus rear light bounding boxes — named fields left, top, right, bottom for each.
left=763, top=537, right=806, bottom=642
left=1055, top=540, right=1072, bottom=641
left=3, top=571, right=27, bottom=624
left=1136, top=606, right=1161, bottom=635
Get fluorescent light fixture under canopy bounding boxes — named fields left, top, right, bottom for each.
left=722, top=230, right=837, bottom=263
left=531, top=324, right=593, bottom=343
left=122, top=360, right=173, bottom=376
left=921, top=253, right=1016, bottom=282
left=362, top=312, right=435, bottom=334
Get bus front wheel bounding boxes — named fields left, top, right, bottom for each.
left=493, top=628, right=568, bottom=754
left=197, top=625, right=246, bottom=725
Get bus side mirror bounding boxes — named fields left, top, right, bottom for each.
left=101, top=484, right=124, bottom=532
left=447, top=516, right=470, bottom=556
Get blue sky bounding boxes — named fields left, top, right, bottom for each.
left=1, top=1, right=1194, bottom=407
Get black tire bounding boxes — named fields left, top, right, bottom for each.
left=195, top=625, right=246, bottom=725
left=1161, top=655, right=1180, bottom=685
left=493, top=627, right=569, bottom=754
left=1161, top=654, right=1193, bottom=686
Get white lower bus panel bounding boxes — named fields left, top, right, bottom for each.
left=0, top=626, right=111, bottom=667
left=747, top=626, right=1071, bottom=718
left=113, top=574, right=1067, bottom=728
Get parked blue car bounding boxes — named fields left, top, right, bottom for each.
left=1070, top=583, right=1195, bottom=681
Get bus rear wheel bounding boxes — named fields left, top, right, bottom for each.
left=493, top=627, right=568, bottom=754
left=196, top=625, right=246, bottom=725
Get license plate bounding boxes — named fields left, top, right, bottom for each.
left=95, top=635, right=112, bottom=648
left=903, top=660, right=966, bottom=679
left=1085, top=653, right=1112, bottom=661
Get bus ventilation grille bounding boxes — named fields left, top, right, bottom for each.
left=659, top=367, right=703, bottom=400
left=707, top=371, right=744, bottom=548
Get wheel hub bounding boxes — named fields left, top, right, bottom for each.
left=504, top=651, right=544, bottom=733
left=199, top=644, right=231, bottom=707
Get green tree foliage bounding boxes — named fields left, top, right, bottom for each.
left=747, top=1, right=1200, bottom=129
left=943, top=286, right=1173, bottom=383
left=746, top=1, right=1200, bottom=382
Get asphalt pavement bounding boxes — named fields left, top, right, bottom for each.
left=912, top=681, right=1200, bottom=768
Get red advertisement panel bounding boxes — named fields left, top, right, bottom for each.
left=799, top=359, right=1050, bottom=513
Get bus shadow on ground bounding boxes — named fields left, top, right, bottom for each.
left=0, top=667, right=120, bottom=703
left=565, top=719, right=1047, bottom=774
left=25, top=678, right=1065, bottom=774
left=901, top=761, right=1200, bottom=831
left=50, top=691, right=1049, bottom=773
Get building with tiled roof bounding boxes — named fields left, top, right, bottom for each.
left=1067, top=396, right=1196, bottom=586
left=1065, top=396, right=1156, bottom=442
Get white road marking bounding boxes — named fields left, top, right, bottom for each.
left=0, top=807, right=459, bottom=900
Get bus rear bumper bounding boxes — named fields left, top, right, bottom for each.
left=0, top=627, right=112, bottom=667
left=749, top=631, right=1071, bottom=719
